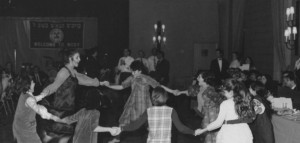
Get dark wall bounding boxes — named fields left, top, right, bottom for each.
left=243, top=0, right=274, bottom=74
left=130, top=0, right=219, bottom=87
left=97, top=0, right=129, bottom=67
left=0, top=0, right=130, bottom=67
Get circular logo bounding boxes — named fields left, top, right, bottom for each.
left=49, top=28, right=64, bottom=43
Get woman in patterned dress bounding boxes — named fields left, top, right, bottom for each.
left=178, top=71, right=225, bottom=143
left=104, top=61, right=178, bottom=142
left=106, top=60, right=177, bottom=125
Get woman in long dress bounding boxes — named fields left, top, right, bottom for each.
left=13, top=76, right=59, bottom=143
left=38, top=49, right=106, bottom=143
left=105, top=61, right=178, bottom=142
left=195, top=79, right=255, bottom=143
left=249, top=82, right=274, bottom=143
left=106, top=60, right=177, bottom=126
left=178, top=71, right=225, bottom=143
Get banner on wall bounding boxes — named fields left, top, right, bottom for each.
left=30, top=21, right=84, bottom=49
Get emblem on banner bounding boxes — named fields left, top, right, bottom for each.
left=49, top=28, right=64, bottom=43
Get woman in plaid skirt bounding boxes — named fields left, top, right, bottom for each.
left=119, top=86, right=195, bottom=143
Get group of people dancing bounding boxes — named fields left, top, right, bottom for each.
left=10, top=47, right=284, bottom=143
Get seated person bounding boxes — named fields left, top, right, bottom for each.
left=274, top=71, right=300, bottom=109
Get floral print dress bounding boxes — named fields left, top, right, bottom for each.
left=119, top=74, right=160, bottom=126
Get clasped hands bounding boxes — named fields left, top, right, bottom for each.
left=172, top=90, right=188, bottom=96
left=194, top=128, right=206, bottom=136
left=109, top=127, right=121, bottom=136
left=99, top=81, right=110, bottom=86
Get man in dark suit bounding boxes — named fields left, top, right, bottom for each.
left=282, top=71, right=299, bottom=91
left=278, top=71, right=300, bottom=109
left=32, top=66, right=49, bottom=95
left=155, top=50, right=170, bottom=86
left=85, top=47, right=101, bottom=78
left=210, top=49, right=229, bottom=80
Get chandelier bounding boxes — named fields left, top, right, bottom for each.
left=152, top=21, right=166, bottom=49
left=284, top=6, right=298, bottom=50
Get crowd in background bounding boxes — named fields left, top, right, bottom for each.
left=1, top=47, right=300, bottom=143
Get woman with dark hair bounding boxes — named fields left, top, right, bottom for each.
left=178, top=71, right=225, bottom=143
left=249, top=81, right=274, bottom=143
left=37, top=48, right=106, bottom=143
left=104, top=60, right=178, bottom=142
left=105, top=60, right=177, bottom=126
left=117, top=87, right=195, bottom=143
left=259, top=74, right=278, bottom=95
left=244, top=56, right=256, bottom=71
left=13, top=76, right=59, bottom=143
left=195, top=79, right=254, bottom=143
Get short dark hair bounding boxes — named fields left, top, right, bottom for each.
left=216, top=49, right=224, bottom=55
left=283, top=71, right=296, bottom=82
left=124, top=48, right=131, bottom=55
left=157, top=50, right=165, bottom=58
left=61, top=48, right=79, bottom=64
left=15, top=76, right=32, bottom=95
left=130, top=60, right=146, bottom=73
left=151, top=87, right=169, bottom=106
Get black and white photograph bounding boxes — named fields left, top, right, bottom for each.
left=0, top=0, right=300, bottom=143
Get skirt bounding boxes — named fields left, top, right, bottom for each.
left=216, top=123, right=253, bottom=143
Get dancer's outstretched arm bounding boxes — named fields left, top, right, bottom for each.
left=160, top=85, right=179, bottom=95
left=75, top=71, right=106, bottom=87
left=26, top=95, right=58, bottom=121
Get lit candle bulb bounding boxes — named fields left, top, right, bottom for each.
left=286, top=8, right=291, bottom=21
left=162, top=24, right=165, bottom=32
left=154, top=24, right=158, bottom=31
left=285, top=29, right=289, bottom=42
left=163, top=37, right=166, bottom=43
left=158, top=36, right=161, bottom=42
left=290, top=7, right=295, bottom=20
left=153, top=36, right=156, bottom=43
left=293, top=27, right=297, bottom=40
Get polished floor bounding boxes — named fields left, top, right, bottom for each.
left=0, top=95, right=204, bottom=143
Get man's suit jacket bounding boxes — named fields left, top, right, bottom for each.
left=156, top=59, right=170, bottom=85
left=277, top=86, right=300, bottom=109
left=210, top=58, right=229, bottom=80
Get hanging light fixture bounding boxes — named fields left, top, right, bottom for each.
left=284, top=3, right=298, bottom=55
left=152, top=21, right=166, bottom=50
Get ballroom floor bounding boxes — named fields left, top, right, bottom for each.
left=0, top=95, right=203, bottom=143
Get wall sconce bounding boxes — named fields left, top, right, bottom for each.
left=153, top=21, right=166, bottom=49
left=285, top=5, right=298, bottom=53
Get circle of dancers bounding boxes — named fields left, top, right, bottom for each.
left=9, top=48, right=299, bottom=143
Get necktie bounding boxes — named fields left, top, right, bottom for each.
left=35, top=74, right=42, bottom=85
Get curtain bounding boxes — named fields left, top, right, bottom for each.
left=231, top=0, right=245, bottom=54
left=271, top=0, right=293, bottom=81
left=218, top=0, right=245, bottom=58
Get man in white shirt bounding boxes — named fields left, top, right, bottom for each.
left=116, top=48, right=134, bottom=84
left=148, top=48, right=158, bottom=77
left=210, top=49, right=229, bottom=80
left=136, top=50, right=149, bottom=73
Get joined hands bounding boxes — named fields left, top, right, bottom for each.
left=110, top=127, right=121, bottom=136
left=194, top=128, right=206, bottom=136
